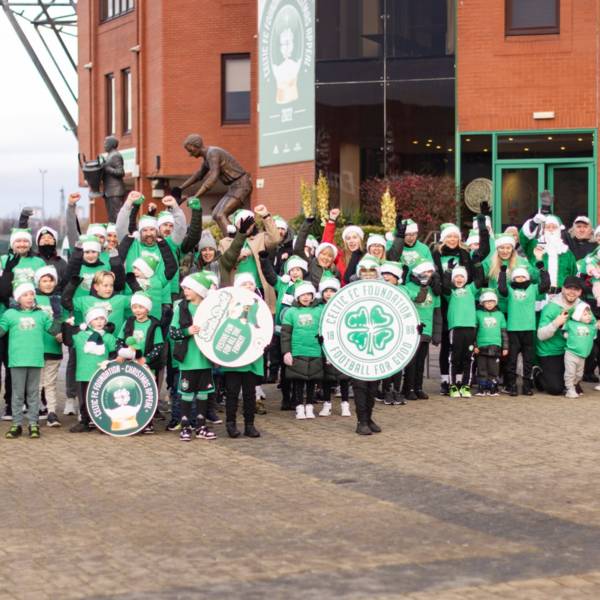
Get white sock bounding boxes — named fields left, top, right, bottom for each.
left=441, top=374, right=449, bottom=383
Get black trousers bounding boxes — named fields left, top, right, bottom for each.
left=293, top=380, right=315, bottom=406
left=439, top=329, right=450, bottom=377
left=77, top=382, right=90, bottom=425
left=449, top=327, right=476, bottom=385
left=352, top=379, right=377, bottom=424
left=383, top=372, right=402, bottom=393
left=323, top=380, right=349, bottom=403
left=280, top=365, right=294, bottom=409
left=584, top=339, right=599, bottom=377
left=403, top=340, right=430, bottom=392
left=506, top=330, right=535, bottom=384
left=538, top=355, right=565, bottom=396
left=269, top=332, right=282, bottom=379
left=477, top=354, right=500, bottom=380
left=225, top=371, right=257, bottom=425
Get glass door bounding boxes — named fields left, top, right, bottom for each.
left=494, top=163, right=544, bottom=231
left=547, top=164, right=595, bottom=227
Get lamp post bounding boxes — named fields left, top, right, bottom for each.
left=39, top=168, right=47, bottom=219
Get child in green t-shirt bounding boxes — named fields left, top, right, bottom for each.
left=474, top=289, right=508, bottom=397
left=116, top=292, right=165, bottom=434
left=169, top=273, right=216, bottom=442
left=442, top=259, right=485, bottom=398
left=0, top=279, right=61, bottom=439
left=564, top=302, right=597, bottom=398
left=62, top=306, right=117, bottom=432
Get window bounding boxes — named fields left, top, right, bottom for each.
left=100, top=0, right=134, bottom=22
left=122, top=68, right=132, bottom=134
left=222, top=54, right=251, bottom=124
left=506, top=0, right=559, bottom=36
left=106, top=73, right=115, bottom=135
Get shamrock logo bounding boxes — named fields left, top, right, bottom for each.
left=345, top=306, right=394, bottom=355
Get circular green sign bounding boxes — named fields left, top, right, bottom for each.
left=320, top=280, right=421, bottom=381
left=86, top=361, right=158, bottom=437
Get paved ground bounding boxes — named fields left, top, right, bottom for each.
left=3, top=375, right=600, bottom=600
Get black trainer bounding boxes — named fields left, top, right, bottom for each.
left=165, top=418, right=181, bottom=431
left=5, top=425, right=22, bottom=439
left=46, top=412, right=61, bottom=427
left=206, top=411, right=223, bottom=425
left=415, top=390, right=429, bottom=400
left=404, top=390, right=418, bottom=401
left=508, top=385, right=518, bottom=397
left=440, top=381, right=450, bottom=396
left=70, top=422, right=92, bottom=433
left=522, top=380, right=534, bottom=396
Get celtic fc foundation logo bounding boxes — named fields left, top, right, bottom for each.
left=320, top=280, right=420, bottom=381
left=86, top=361, right=158, bottom=437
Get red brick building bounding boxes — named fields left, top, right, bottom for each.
left=78, top=0, right=313, bottom=222
left=79, top=1, right=599, bottom=229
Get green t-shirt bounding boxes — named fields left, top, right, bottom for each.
left=274, top=276, right=297, bottom=329
left=401, top=241, right=433, bottom=270
left=564, top=318, right=597, bottom=358
left=445, top=283, right=477, bottom=329
left=282, top=304, right=324, bottom=358
left=0, top=254, right=46, bottom=318
left=36, top=295, right=65, bottom=355
left=71, top=330, right=117, bottom=381
left=536, top=301, right=567, bottom=357
left=481, top=256, right=538, bottom=314
left=169, top=302, right=212, bottom=371
left=117, top=317, right=163, bottom=356
left=73, top=294, right=128, bottom=330
left=404, top=281, right=438, bottom=337
left=74, top=261, right=111, bottom=300
left=476, top=309, right=506, bottom=348
left=125, top=276, right=168, bottom=321
left=0, top=307, right=55, bottom=367
left=506, top=284, right=538, bottom=331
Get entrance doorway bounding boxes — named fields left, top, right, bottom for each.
left=494, top=162, right=594, bottom=230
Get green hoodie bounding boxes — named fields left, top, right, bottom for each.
left=282, top=303, right=324, bottom=357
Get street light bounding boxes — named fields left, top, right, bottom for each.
left=39, top=169, right=47, bottom=219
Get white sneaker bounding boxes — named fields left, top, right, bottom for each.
left=255, top=385, right=266, bottom=400
left=305, top=404, right=315, bottom=418
left=595, top=384, right=600, bottom=392
left=340, top=401, right=352, bottom=417
left=1, top=411, right=12, bottom=421
left=295, top=405, right=306, bottom=419
left=565, top=388, right=579, bottom=399
left=63, top=398, right=77, bottom=416
left=319, top=401, right=332, bottom=416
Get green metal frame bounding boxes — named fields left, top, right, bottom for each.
left=455, top=128, right=598, bottom=230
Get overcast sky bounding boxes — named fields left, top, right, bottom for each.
left=0, top=13, right=82, bottom=219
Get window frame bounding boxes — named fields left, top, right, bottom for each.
left=122, top=67, right=132, bottom=135
left=100, top=0, right=135, bottom=23
left=505, top=0, right=560, bottom=36
left=221, top=53, right=251, bottom=125
left=106, top=73, right=116, bottom=136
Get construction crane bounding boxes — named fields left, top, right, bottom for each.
left=0, top=0, right=77, bottom=138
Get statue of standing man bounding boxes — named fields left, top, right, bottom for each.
left=173, top=134, right=253, bottom=235
left=102, top=135, right=126, bottom=223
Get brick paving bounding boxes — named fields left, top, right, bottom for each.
left=2, top=377, right=600, bottom=599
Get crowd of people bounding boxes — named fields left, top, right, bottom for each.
left=0, top=190, right=599, bottom=441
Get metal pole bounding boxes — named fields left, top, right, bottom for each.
left=39, top=168, right=47, bottom=219
left=0, top=0, right=77, bottom=136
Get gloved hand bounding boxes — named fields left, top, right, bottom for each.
left=4, top=252, right=20, bottom=271
left=118, top=347, right=136, bottom=361
left=283, top=352, right=294, bottom=367
left=238, top=215, right=255, bottom=235
left=533, top=212, right=546, bottom=225
left=395, top=214, right=406, bottom=238
left=447, top=259, right=456, bottom=270
left=187, top=197, right=201, bottom=211
left=147, top=203, right=157, bottom=217
left=480, top=201, right=490, bottom=216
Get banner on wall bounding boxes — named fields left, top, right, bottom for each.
left=258, top=0, right=315, bottom=167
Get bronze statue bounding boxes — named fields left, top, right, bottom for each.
left=102, top=136, right=126, bottom=223
left=174, top=134, right=253, bottom=235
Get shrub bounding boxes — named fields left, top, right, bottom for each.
left=360, top=174, right=457, bottom=235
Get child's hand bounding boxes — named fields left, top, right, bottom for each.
left=283, top=352, right=294, bottom=366
left=188, top=325, right=200, bottom=335
left=473, top=347, right=479, bottom=355
left=555, top=310, right=570, bottom=327
left=533, top=246, right=545, bottom=261
left=502, top=349, right=508, bottom=357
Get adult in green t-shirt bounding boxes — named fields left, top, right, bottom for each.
left=536, top=277, right=583, bottom=395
